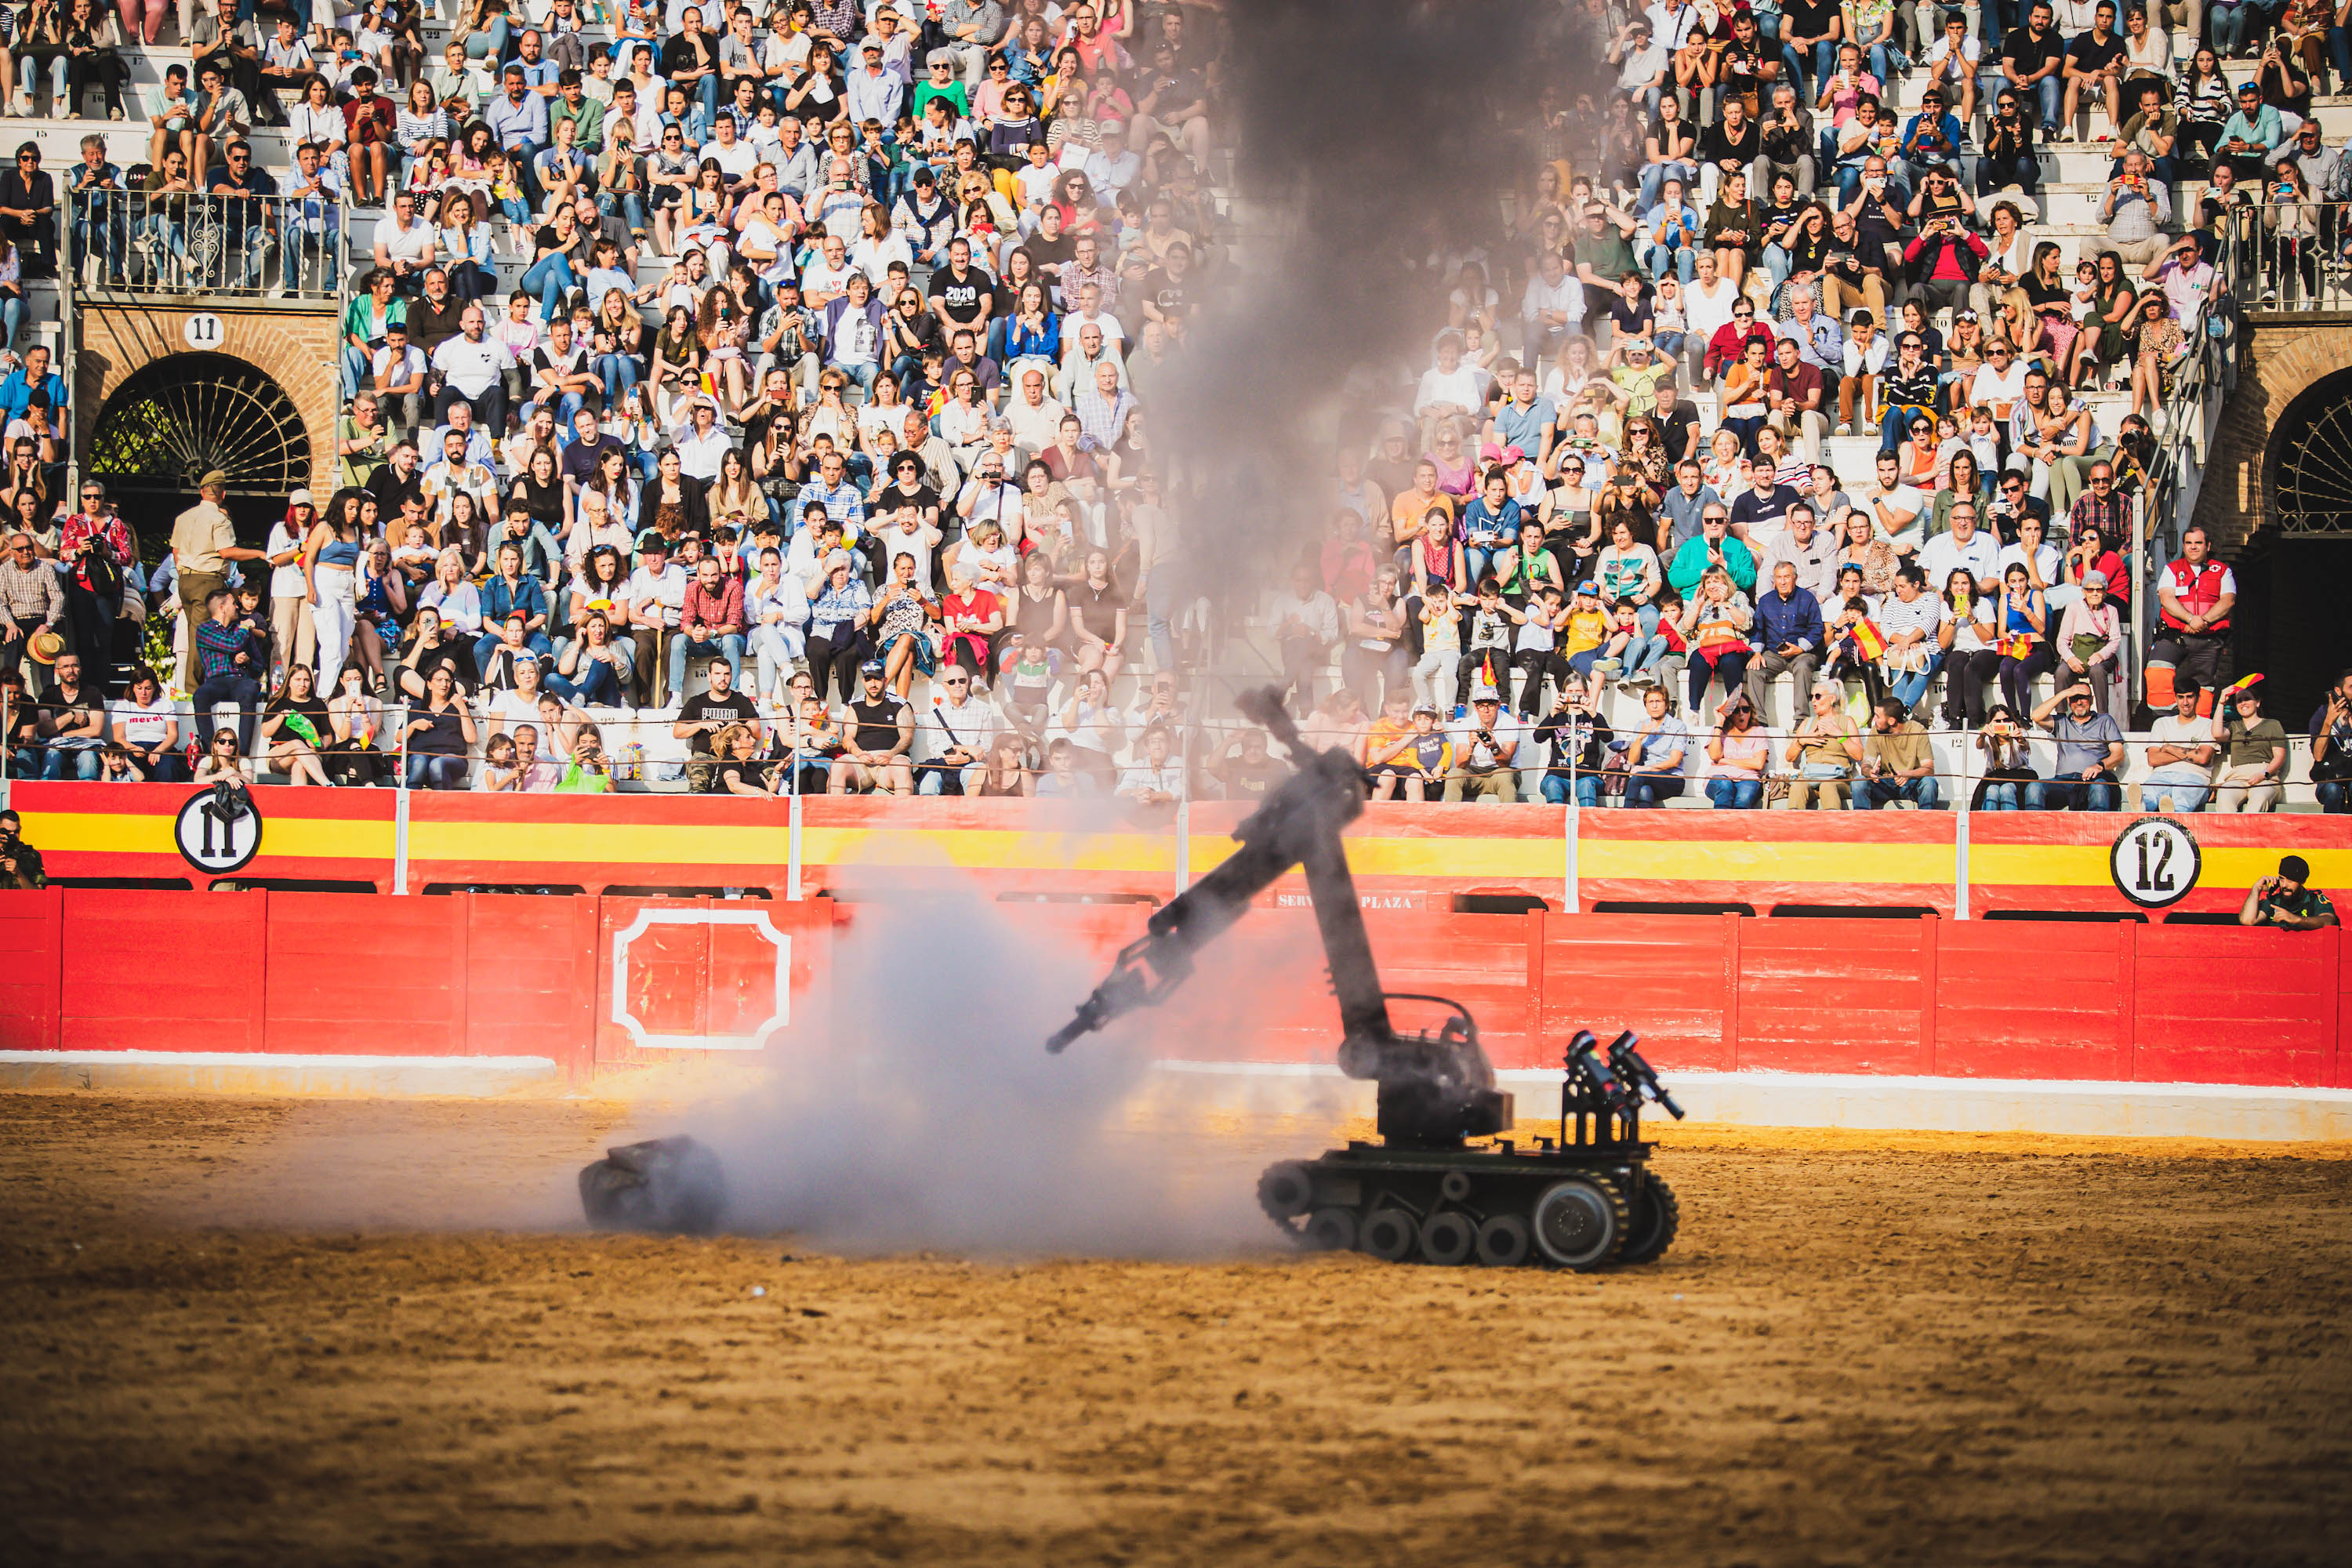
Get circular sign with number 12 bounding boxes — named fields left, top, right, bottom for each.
left=2109, top=816, right=2201, bottom=909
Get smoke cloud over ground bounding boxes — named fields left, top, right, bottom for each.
left=679, top=892, right=1321, bottom=1258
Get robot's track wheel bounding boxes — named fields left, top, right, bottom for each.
left=1418, top=1210, right=1475, bottom=1266
left=1475, top=1213, right=1531, bottom=1268
left=1305, top=1207, right=1358, bottom=1252
left=1360, top=1208, right=1417, bottom=1262
left=1617, top=1174, right=1681, bottom=1265
left=1530, top=1176, right=1628, bottom=1271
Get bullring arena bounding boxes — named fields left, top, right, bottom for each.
left=9, top=0, right=2352, bottom=1555
left=5, top=799, right=2352, bottom=1563
left=6, top=1096, right=2348, bottom=1564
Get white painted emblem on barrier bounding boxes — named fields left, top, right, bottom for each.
left=173, top=786, right=263, bottom=873
left=2110, top=815, right=2201, bottom=909
left=183, top=313, right=225, bottom=349
left=608, top=908, right=791, bottom=1051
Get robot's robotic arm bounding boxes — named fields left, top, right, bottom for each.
left=1047, top=688, right=1511, bottom=1147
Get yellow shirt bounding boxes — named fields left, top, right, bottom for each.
left=1563, top=607, right=1610, bottom=658
left=171, top=499, right=238, bottom=575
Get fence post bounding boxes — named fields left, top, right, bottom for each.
left=1954, top=729, right=1972, bottom=920
left=391, top=764, right=411, bottom=895
left=1174, top=796, right=1192, bottom=897
left=1562, top=799, right=1580, bottom=914
left=786, top=789, right=802, bottom=902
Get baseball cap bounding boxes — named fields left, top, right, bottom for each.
left=859, top=37, right=882, bottom=52
left=1575, top=580, right=1599, bottom=594
left=858, top=659, right=886, bottom=676
left=1411, top=702, right=1439, bottom=717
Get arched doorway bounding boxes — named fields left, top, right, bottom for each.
left=86, top=352, right=310, bottom=539
left=2267, top=369, right=2352, bottom=536
left=2245, top=368, right=2352, bottom=716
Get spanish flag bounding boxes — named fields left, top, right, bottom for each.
left=1851, top=619, right=1888, bottom=660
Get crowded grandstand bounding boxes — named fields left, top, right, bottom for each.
left=0, top=0, right=2336, bottom=813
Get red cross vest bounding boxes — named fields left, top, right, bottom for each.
left=2160, top=559, right=2231, bottom=634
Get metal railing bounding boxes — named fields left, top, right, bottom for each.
left=69, top=191, right=348, bottom=300
left=2220, top=199, right=2352, bottom=314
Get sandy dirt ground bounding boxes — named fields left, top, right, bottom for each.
left=4, top=1091, right=2350, bottom=1567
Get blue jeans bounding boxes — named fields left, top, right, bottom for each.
left=1856, top=775, right=1941, bottom=809
left=2140, top=773, right=2213, bottom=813
left=2030, top=72, right=2061, bottom=129
left=1646, top=241, right=1696, bottom=283
left=1810, top=38, right=1842, bottom=88
left=282, top=225, right=336, bottom=292
left=1541, top=772, right=1601, bottom=807
left=1977, top=780, right=2024, bottom=810
left=602, top=188, right=650, bottom=234
left=1707, top=777, right=1763, bottom=808
left=1465, top=544, right=1506, bottom=586
left=474, top=630, right=554, bottom=673
left=2212, top=2, right=2248, bottom=52
left=1638, top=162, right=1698, bottom=209
left=1616, top=632, right=1668, bottom=675
left=2318, top=779, right=2352, bottom=813
left=406, top=753, right=469, bottom=789
left=2026, top=776, right=2119, bottom=811
left=40, top=742, right=102, bottom=780
left=669, top=632, right=745, bottom=695
left=1764, top=242, right=1794, bottom=292
left=521, top=252, right=579, bottom=320
left=1886, top=652, right=1942, bottom=710
left=462, top=14, right=510, bottom=57
left=1628, top=774, right=1685, bottom=808
left=341, top=341, right=371, bottom=399
left=17, top=53, right=64, bottom=106
left=546, top=659, right=622, bottom=707
left=597, top=352, right=640, bottom=403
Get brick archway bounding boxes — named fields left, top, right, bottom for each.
left=2194, top=320, right=2352, bottom=553
left=73, top=303, right=337, bottom=495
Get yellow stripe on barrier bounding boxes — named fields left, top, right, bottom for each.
left=1577, top=838, right=1957, bottom=885
left=804, top=826, right=1179, bottom=873
left=17, top=810, right=397, bottom=861
left=1192, top=834, right=1563, bottom=879
left=410, top=819, right=792, bottom=866
left=1970, top=843, right=2352, bottom=889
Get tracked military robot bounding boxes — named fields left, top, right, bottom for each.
left=1047, top=688, right=1684, bottom=1269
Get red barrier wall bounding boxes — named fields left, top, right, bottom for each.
left=0, top=891, right=2339, bottom=1091
left=0, top=885, right=60, bottom=1051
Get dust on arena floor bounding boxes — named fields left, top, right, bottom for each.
left=3, top=1091, right=2347, bottom=1566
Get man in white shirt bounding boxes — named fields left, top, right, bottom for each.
left=2136, top=680, right=2218, bottom=812
left=1520, top=247, right=1583, bottom=372
left=915, top=666, right=1003, bottom=793
left=1917, top=501, right=2002, bottom=597
left=371, top=189, right=435, bottom=290
left=1265, top=561, right=1341, bottom=710
left=1759, top=504, right=1838, bottom=602
left=1115, top=722, right=1186, bottom=804
left=671, top=397, right=732, bottom=481
left=370, top=321, right=429, bottom=438
left=1860, top=450, right=1926, bottom=556
left=428, top=304, right=514, bottom=434
left=623, top=535, right=688, bottom=706
left=845, top=37, right=906, bottom=125
left=704, top=111, right=760, bottom=187
left=1004, top=365, right=1066, bottom=454
left=1444, top=694, right=1525, bottom=801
